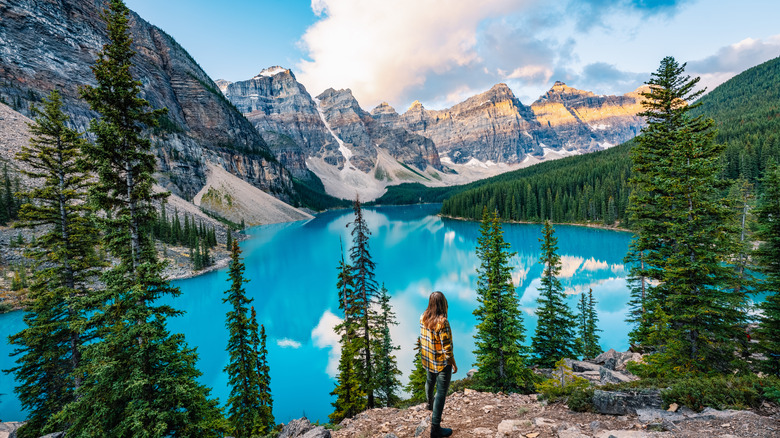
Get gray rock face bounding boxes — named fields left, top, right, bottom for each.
left=278, top=418, right=331, bottom=438
left=0, top=0, right=294, bottom=201
left=222, top=71, right=442, bottom=176
left=221, top=67, right=345, bottom=173
left=530, top=81, right=646, bottom=152
left=592, top=389, right=663, bottom=415
left=395, top=84, right=549, bottom=164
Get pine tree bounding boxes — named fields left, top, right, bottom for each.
left=625, top=56, right=746, bottom=373
left=251, top=309, right=274, bottom=435
left=473, top=208, right=532, bottom=391
left=0, top=164, right=12, bottom=225
left=404, top=338, right=428, bottom=404
left=8, top=91, right=102, bottom=438
left=373, top=285, right=402, bottom=407
left=226, top=229, right=233, bottom=250
left=532, top=220, right=577, bottom=368
left=754, top=161, right=780, bottom=373
left=330, top=248, right=366, bottom=423
left=61, top=2, right=224, bottom=435
left=223, top=240, right=261, bottom=438
left=577, top=289, right=602, bottom=359
left=348, top=197, right=378, bottom=408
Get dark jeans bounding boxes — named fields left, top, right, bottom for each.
left=425, top=364, right=452, bottom=427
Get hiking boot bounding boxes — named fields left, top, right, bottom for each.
left=431, top=424, right=453, bottom=437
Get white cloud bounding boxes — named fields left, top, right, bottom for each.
left=311, top=310, right=343, bottom=378
left=559, top=255, right=584, bottom=278
left=506, top=65, right=554, bottom=83
left=581, top=257, right=609, bottom=272
left=276, top=338, right=302, bottom=349
left=297, top=0, right=531, bottom=108
left=689, top=34, right=780, bottom=93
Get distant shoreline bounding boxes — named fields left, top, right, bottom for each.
left=439, top=214, right=634, bottom=233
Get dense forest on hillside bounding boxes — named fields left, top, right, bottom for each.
left=439, top=145, right=632, bottom=223
left=436, top=55, right=780, bottom=222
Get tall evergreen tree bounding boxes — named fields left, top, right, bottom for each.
left=532, top=220, right=577, bottom=368
left=373, top=285, right=402, bottom=407
left=348, top=197, right=378, bottom=408
left=330, top=248, right=366, bottom=423
left=473, top=208, right=531, bottom=391
left=8, top=91, right=102, bottom=438
left=61, top=2, right=223, bottom=435
left=250, top=307, right=274, bottom=435
left=404, top=338, right=428, bottom=404
left=625, top=56, right=746, bottom=373
left=576, top=289, right=602, bottom=359
left=754, top=161, right=780, bottom=373
left=223, top=240, right=261, bottom=438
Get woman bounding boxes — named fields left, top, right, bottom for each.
left=420, top=291, right=457, bottom=438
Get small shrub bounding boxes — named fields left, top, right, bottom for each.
left=661, top=375, right=762, bottom=411
left=535, top=359, right=593, bottom=411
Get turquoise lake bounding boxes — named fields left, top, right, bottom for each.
left=0, top=204, right=634, bottom=424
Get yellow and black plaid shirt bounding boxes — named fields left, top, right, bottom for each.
left=420, top=315, right=453, bottom=373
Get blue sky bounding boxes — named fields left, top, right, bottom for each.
left=125, top=0, right=780, bottom=110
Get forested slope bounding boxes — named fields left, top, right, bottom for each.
left=435, top=55, right=780, bottom=223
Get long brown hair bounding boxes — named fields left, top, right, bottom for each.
left=422, top=291, right=448, bottom=330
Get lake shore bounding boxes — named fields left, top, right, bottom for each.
left=439, top=213, right=634, bottom=233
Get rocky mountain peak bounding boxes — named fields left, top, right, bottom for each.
left=540, top=81, right=596, bottom=102
left=214, top=79, right=231, bottom=94
left=253, top=65, right=291, bottom=79
left=408, top=100, right=424, bottom=111
left=370, top=101, right=398, bottom=117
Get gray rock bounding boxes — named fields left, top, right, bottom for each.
left=384, top=434, right=399, bottom=438
left=414, top=418, right=428, bottom=437
left=636, top=408, right=685, bottom=423
left=604, top=357, right=618, bottom=370
left=599, top=366, right=635, bottom=384
left=592, top=389, right=662, bottom=415
left=466, top=369, right=478, bottom=378
left=566, top=359, right=601, bottom=373
left=278, top=418, right=331, bottom=438
left=558, top=426, right=590, bottom=438
left=496, top=419, right=526, bottom=435
left=0, top=422, right=24, bottom=438
left=39, top=433, right=65, bottom=438
left=594, top=349, right=621, bottom=364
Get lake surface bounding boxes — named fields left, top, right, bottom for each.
left=0, top=204, right=634, bottom=424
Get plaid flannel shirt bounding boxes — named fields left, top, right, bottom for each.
left=420, top=315, right=453, bottom=373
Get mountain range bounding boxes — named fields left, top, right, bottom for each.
left=219, top=68, right=646, bottom=200
left=0, top=0, right=646, bottom=210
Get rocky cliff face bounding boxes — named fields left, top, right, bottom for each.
left=219, top=67, right=345, bottom=176
left=530, top=81, right=645, bottom=151
left=393, top=84, right=552, bottom=164
left=220, top=70, right=645, bottom=200
left=0, top=0, right=294, bottom=201
left=221, top=69, right=443, bottom=199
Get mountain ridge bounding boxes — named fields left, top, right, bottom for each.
left=221, top=67, right=647, bottom=201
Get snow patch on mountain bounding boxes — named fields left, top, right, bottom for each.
left=254, top=66, right=287, bottom=79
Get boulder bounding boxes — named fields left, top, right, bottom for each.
left=278, top=418, right=331, bottom=438
left=599, top=366, right=636, bottom=385
left=0, top=422, right=24, bottom=438
left=496, top=419, right=526, bottom=436
left=565, top=359, right=601, bottom=373
left=592, top=389, right=662, bottom=415
left=594, top=349, right=621, bottom=364
left=557, top=426, right=590, bottom=438
left=593, top=349, right=642, bottom=371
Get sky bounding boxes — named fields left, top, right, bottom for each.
left=125, top=0, right=780, bottom=111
